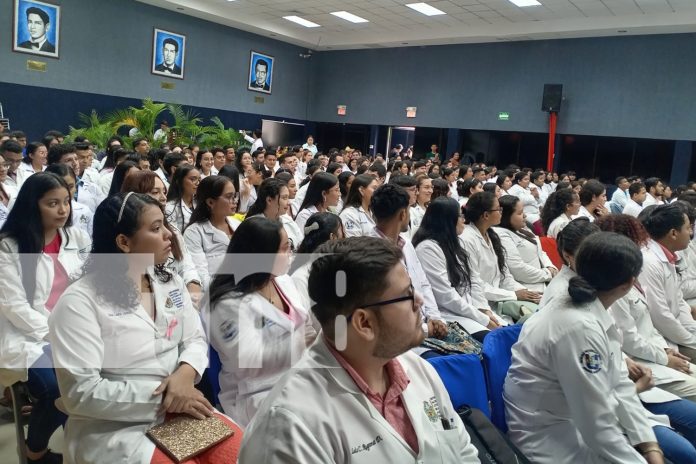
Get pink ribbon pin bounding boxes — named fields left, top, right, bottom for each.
left=165, top=318, right=178, bottom=339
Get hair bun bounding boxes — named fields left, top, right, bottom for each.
left=567, top=275, right=597, bottom=304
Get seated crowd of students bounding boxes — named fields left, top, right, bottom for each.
left=2, top=127, right=696, bottom=463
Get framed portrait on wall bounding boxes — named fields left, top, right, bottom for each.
left=13, top=0, right=60, bottom=59
left=151, top=28, right=186, bottom=80
left=248, top=51, right=274, bottom=94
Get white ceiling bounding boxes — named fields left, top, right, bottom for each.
left=137, top=0, right=696, bottom=50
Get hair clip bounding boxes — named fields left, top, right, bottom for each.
left=118, top=192, right=135, bottom=224
left=304, top=222, right=320, bottom=233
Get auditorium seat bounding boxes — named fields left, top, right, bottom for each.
left=482, top=325, right=522, bottom=433
left=539, top=235, right=563, bottom=270
left=427, top=353, right=490, bottom=417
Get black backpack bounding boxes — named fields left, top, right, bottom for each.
left=457, top=406, right=531, bottom=464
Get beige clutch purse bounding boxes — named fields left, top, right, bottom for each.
left=146, top=414, right=234, bottom=463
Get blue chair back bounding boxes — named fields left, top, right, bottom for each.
left=208, top=347, right=222, bottom=406
left=427, top=353, right=489, bottom=417
left=482, top=325, right=522, bottom=432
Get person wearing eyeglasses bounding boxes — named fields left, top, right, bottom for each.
left=183, top=176, right=240, bottom=290
left=207, top=217, right=316, bottom=428
left=239, top=237, right=480, bottom=463
left=0, top=139, right=28, bottom=191
left=460, top=192, right=542, bottom=322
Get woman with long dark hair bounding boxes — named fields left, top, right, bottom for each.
left=505, top=232, right=668, bottom=463
left=121, top=170, right=202, bottom=305
left=183, top=175, right=239, bottom=289
left=339, top=174, right=378, bottom=238
left=456, top=178, right=483, bottom=208
left=294, top=172, right=340, bottom=231
left=494, top=195, right=557, bottom=292
left=290, top=212, right=345, bottom=312
left=247, top=177, right=303, bottom=253
left=441, top=167, right=460, bottom=201
left=50, top=192, right=241, bottom=463
left=541, top=189, right=581, bottom=238
left=0, top=172, right=91, bottom=463
left=45, top=163, right=94, bottom=238
left=413, top=197, right=502, bottom=340
left=460, top=191, right=541, bottom=321
left=207, top=217, right=315, bottom=427
left=107, top=160, right=139, bottom=197
left=165, top=164, right=200, bottom=231
left=337, top=171, right=355, bottom=210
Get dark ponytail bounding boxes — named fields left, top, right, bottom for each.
left=567, top=276, right=598, bottom=304
left=567, top=232, right=642, bottom=304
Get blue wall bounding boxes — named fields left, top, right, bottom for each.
left=0, top=0, right=312, bottom=135
left=2, top=0, right=696, bottom=144
left=309, top=34, right=696, bottom=141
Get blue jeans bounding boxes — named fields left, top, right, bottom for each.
left=646, top=399, right=696, bottom=464
left=25, top=351, right=67, bottom=452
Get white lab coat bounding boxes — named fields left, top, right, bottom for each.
left=154, top=167, right=170, bottom=190
left=71, top=200, right=94, bottom=238
left=611, top=187, right=629, bottom=211
left=0, top=227, right=91, bottom=386
left=280, top=214, right=303, bottom=253
left=49, top=269, right=209, bottom=464
left=207, top=275, right=315, bottom=427
left=576, top=205, right=595, bottom=222
left=494, top=227, right=555, bottom=293
left=2, top=168, right=29, bottom=192
left=239, top=337, right=480, bottom=463
left=414, top=239, right=493, bottom=333
left=609, top=287, right=696, bottom=392
left=677, top=239, right=696, bottom=303
left=623, top=198, right=644, bottom=218
left=183, top=218, right=240, bottom=290
left=291, top=182, right=309, bottom=218
left=18, top=162, right=45, bottom=177
left=76, top=179, right=105, bottom=213
left=459, top=225, right=524, bottom=305
left=507, top=184, right=541, bottom=224
left=504, top=295, right=656, bottom=463
left=639, top=240, right=696, bottom=350
left=98, top=169, right=114, bottom=196
left=165, top=199, right=194, bottom=232
left=339, top=205, right=375, bottom=238
left=546, top=213, right=572, bottom=239
left=165, top=227, right=201, bottom=287
left=295, top=205, right=319, bottom=232
left=643, top=193, right=663, bottom=208
left=409, top=204, right=426, bottom=237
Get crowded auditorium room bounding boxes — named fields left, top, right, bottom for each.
left=3, top=0, right=696, bottom=462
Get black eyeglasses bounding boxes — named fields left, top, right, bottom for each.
left=347, top=284, right=415, bottom=322
left=488, top=208, right=503, bottom=213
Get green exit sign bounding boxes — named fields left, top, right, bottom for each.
left=498, top=112, right=510, bottom=121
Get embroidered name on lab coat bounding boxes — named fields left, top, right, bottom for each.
left=350, top=435, right=383, bottom=454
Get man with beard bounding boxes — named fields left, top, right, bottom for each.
left=239, top=237, right=479, bottom=463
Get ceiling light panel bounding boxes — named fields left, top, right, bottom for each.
left=405, top=3, right=447, bottom=16
left=283, top=15, right=321, bottom=28
left=331, top=11, right=369, bottom=23
left=509, top=0, right=541, bottom=7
